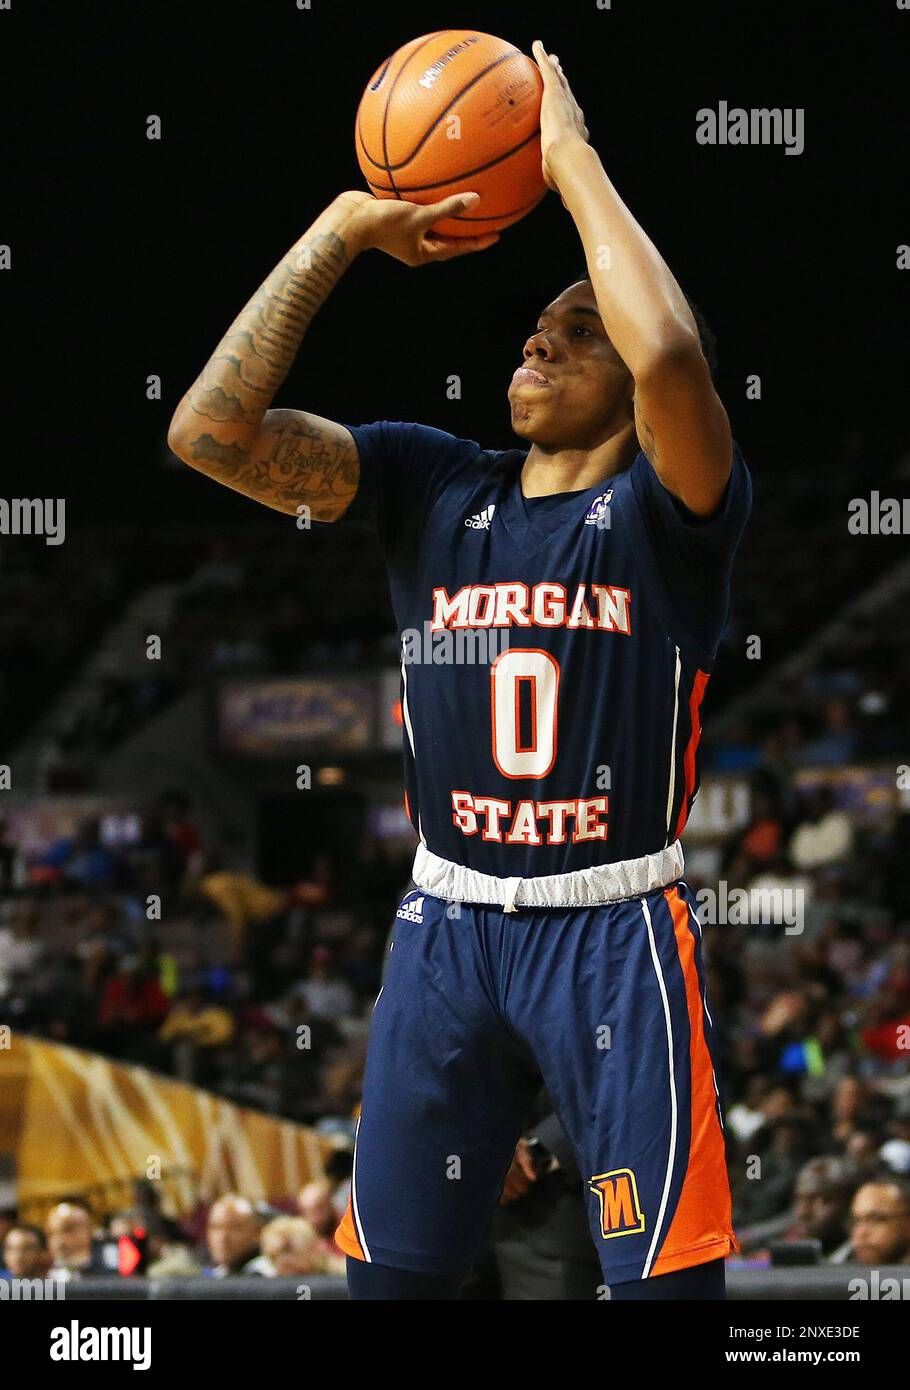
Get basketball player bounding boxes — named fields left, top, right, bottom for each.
left=168, top=42, right=750, bottom=1300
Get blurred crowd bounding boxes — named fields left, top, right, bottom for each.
left=0, top=790, right=408, bottom=1131
left=692, top=753, right=910, bottom=1266
left=0, top=1173, right=350, bottom=1284
left=2, top=759, right=909, bottom=1278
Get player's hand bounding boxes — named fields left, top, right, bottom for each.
left=499, top=1138, right=540, bottom=1204
left=337, top=190, right=499, bottom=265
left=531, top=41, right=590, bottom=193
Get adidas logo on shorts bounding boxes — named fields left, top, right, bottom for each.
left=465, top=504, right=495, bottom=530
left=395, top=895, right=425, bottom=923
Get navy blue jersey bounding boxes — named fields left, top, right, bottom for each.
left=343, top=421, right=751, bottom=876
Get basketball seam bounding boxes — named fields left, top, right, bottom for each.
left=365, top=47, right=527, bottom=176
left=363, top=126, right=543, bottom=195
left=357, top=33, right=447, bottom=172
left=380, top=32, right=453, bottom=200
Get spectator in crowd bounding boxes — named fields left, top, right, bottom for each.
left=46, top=1201, right=108, bottom=1279
left=38, top=818, right=119, bottom=891
left=204, top=1195, right=264, bottom=1277
left=847, top=1178, right=910, bottom=1266
left=0, top=902, right=43, bottom=998
left=0, top=1209, right=17, bottom=1250
left=727, top=1076, right=776, bottom=1145
left=778, top=1157, right=856, bottom=1260
left=146, top=1240, right=203, bottom=1280
left=2, top=1224, right=51, bottom=1280
left=107, top=1208, right=202, bottom=1280
left=158, top=986, right=235, bottom=1085
left=158, top=790, right=204, bottom=881
left=789, top=787, right=854, bottom=870
left=197, top=869, right=294, bottom=961
left=831, top=1077, right=891, bottom=1148
left=799, top=698, right=858, bottom=767
left=256, top=1216, right=334, bottom=1276
left=219, top=1024, right=288, bottom=1113
left=96, top=955, right=171, bottom=1062
left=293, top=945, right=355, bottom=1023
left=0, top=820, right=25, bottom=892
left=296, top=1179, right=346, bottom=1266
left=724, top=789, right=786, bottom=883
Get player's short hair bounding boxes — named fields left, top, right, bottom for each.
left=573, top=271, right=720, bottom=380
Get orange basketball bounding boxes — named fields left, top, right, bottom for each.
left=356, top=30, right=546, bottom=238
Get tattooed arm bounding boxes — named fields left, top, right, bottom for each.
left=168, top=189, right=498, bottom=521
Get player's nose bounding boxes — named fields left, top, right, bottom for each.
left=523, top=330, right=556, bottom=362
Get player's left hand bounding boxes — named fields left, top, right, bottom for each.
left=531, top=41, right=590, bottom=194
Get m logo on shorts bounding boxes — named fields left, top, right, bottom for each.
left=589, top=1168, right=646, bottom=1239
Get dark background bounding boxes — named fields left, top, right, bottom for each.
left=2, top=0, right=906, bottom=520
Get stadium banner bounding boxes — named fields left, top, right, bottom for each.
left=794, top=764, right=901, bottom=825
left=0, top=1037, right=333, bottom=1222
left=216, top=677, right=375, bottom=756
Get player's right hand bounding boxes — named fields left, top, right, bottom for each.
left=337, top=190, right=499, bottom=266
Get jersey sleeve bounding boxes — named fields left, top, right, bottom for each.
left=621, top=440, right=752, bottom=662
left=339, top=419, right=488, bottom=562
left=629, top=439, right=752, bottom=584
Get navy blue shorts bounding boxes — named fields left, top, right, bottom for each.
left=337, top=880, right=735, bottom=1285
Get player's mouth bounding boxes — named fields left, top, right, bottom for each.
left=510, top=367, right=550, bottom=389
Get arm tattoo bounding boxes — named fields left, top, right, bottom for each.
left=187, top=416, right=359, bottom=514
left=178, top=228, right=359, bottom=515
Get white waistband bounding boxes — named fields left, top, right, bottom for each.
left=411, top=841, right=685, bottom=912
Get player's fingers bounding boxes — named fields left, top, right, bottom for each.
left=531, top=40, right=557, bottom=79
left=414, top=190, right=480, bottom=229
left=422, top=232, right=499, bottom=260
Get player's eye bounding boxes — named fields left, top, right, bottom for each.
left=572, top=325, right=592, bottom=337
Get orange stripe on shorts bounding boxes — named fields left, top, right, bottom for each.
left=650, top=886, right=737, bottom=1276
left=335, top=1197, right=366, bottom=1263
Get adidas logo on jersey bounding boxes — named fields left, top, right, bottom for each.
left=465, top=504, right=495, bottom=530
left=396, top=895, right=425, bottom=923
left=584, top=490, right=613, bottom=526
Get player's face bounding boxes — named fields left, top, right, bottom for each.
left=508, top=281, right=634, bottom=448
